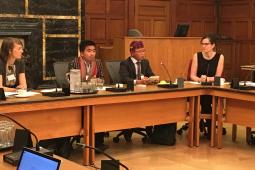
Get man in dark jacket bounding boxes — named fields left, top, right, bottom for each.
left=119, top=40, right=154, bottom=140
left=119, top=40, right=154, bottom=85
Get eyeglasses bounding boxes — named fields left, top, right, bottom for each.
left=200, top=43, right=212, bottom=46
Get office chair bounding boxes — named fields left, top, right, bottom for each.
left=105, top=60, right=148, bottom=143
left=127, top=28, right=143, bottom=37
left=53, top=62, right=70, bottom=88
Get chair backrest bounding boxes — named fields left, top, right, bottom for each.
left=127, top=29, right=143, bottom=37
left=105, top=61, right=121, bottom=84
left=53, top=62, right=70, bottom=87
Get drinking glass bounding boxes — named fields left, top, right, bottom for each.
left=96, top=78, right=104, bottom=90
left=0, top=120, right=15, bottom=147
left=74, top=82, right=81, bottom=93
left=89, top=78, right=97, bottom=90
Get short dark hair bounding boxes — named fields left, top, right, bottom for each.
left=79, top=40, right=96, bottom=52
left=200, top=33, right=217, bottom=45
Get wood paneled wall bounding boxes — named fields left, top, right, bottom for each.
left=175, top=0, right=216, bottom=36
left=220, top=0, right=253, bottom=40
left=84, top=0, right=129, bottom=46
left=219, top=0, right=255, bottom=80
left=84, top=0, right=255, bottom=80
left=84, top=0, right=216, bottom=44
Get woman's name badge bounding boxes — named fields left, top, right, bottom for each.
left=7, top=74, right=16, bottom=81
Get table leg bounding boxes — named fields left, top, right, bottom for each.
left=217, top=97, right=223, bottom=149
left=82, top=106, right=90, bottom=166
left=194, top=96, right=200, bottom=147
left=188, top=96, right=195, bottom=147
left=211, top=96, right=216, bottom=147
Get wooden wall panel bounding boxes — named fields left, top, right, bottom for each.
left=86, top=0, right=106, bottom=14
left=220, top=21, right=233, bottom=38
left=220, top=1, right=251, bottom=39
left=217, top=41, right=237, bottom=80
left=85, top=0, right=128, bottom=45
left=175, top=0, right=216, bottom=37
left=176, top=1, right=189, bottom=18
left=252, top=21, right=255, bottom=39
left=219, top=0, right=255, bottom=80
left=89, top=18, right=106, bottom=40
left=190, top=2, right=215, bottom=19
left=135, top=0, right=170, bottom=36
left=85, top=0, right=216, bottom=44
left=235, top=21, right=249, bottom=39
left=84, top=0, right=255, bottom=80
left=204, top=21, right=216, bottom=33
left=153, top=20, right=168, bottom=36
left=189, top=21, right=203, bottom=36
left=220, top=1, right=251, bottom=18
left=109, top=0, right=126, bottom=16
left=109, top=19, right=125, bottom=39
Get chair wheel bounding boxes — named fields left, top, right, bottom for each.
left=177, top=129, right=183, bottom=135
left=113, top=137, right=120, bottom=143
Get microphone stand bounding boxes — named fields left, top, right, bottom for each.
left=160, top=62, right=178, bottom=88
left=76, top=142, right=129, bottom=170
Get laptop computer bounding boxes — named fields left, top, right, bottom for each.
left=16, top=147, right=61, bottom=170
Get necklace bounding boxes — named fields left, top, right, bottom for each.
left=203, top=52, right=215, bottom=60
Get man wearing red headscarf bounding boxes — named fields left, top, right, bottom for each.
left=119, top=40, right=154, bottom=140
left=119, top=40, right=154, bottom=84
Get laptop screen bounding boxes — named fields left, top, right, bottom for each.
left=17, top=148, right=60, bottom=170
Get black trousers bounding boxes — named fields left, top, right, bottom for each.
left=200, top=95, right=212, bottom=136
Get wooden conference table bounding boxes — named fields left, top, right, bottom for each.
left=213, top=87, right=255, bottom=148
left=0, top=84, right=199, bottom=165
left=0, top=83, right=254, bottom=165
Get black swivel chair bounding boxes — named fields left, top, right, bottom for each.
left=105, top=60, right=149, bottom=143
left=53, top=62, right=70, bottom=88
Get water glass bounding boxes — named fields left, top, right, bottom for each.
left=0, top=120, right=15, bottom=148
left=89, top=79, right=97, bottom=90
left=96, top=78, right=104, bottom=89
left=74, top=82, right=81, bottom=93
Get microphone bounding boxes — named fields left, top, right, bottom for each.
left=0, top=113, right=53, bottom=165
left=76, top=142, right=129, bottom=170
left=160, top=61, right=172, bottom=83
left=159, top=61, right=178, bottom=88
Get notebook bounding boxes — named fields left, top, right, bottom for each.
left=17, top=148, right=61, bottom=170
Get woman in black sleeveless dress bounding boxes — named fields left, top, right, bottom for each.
left=190, top=34, right=224, bottom=139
